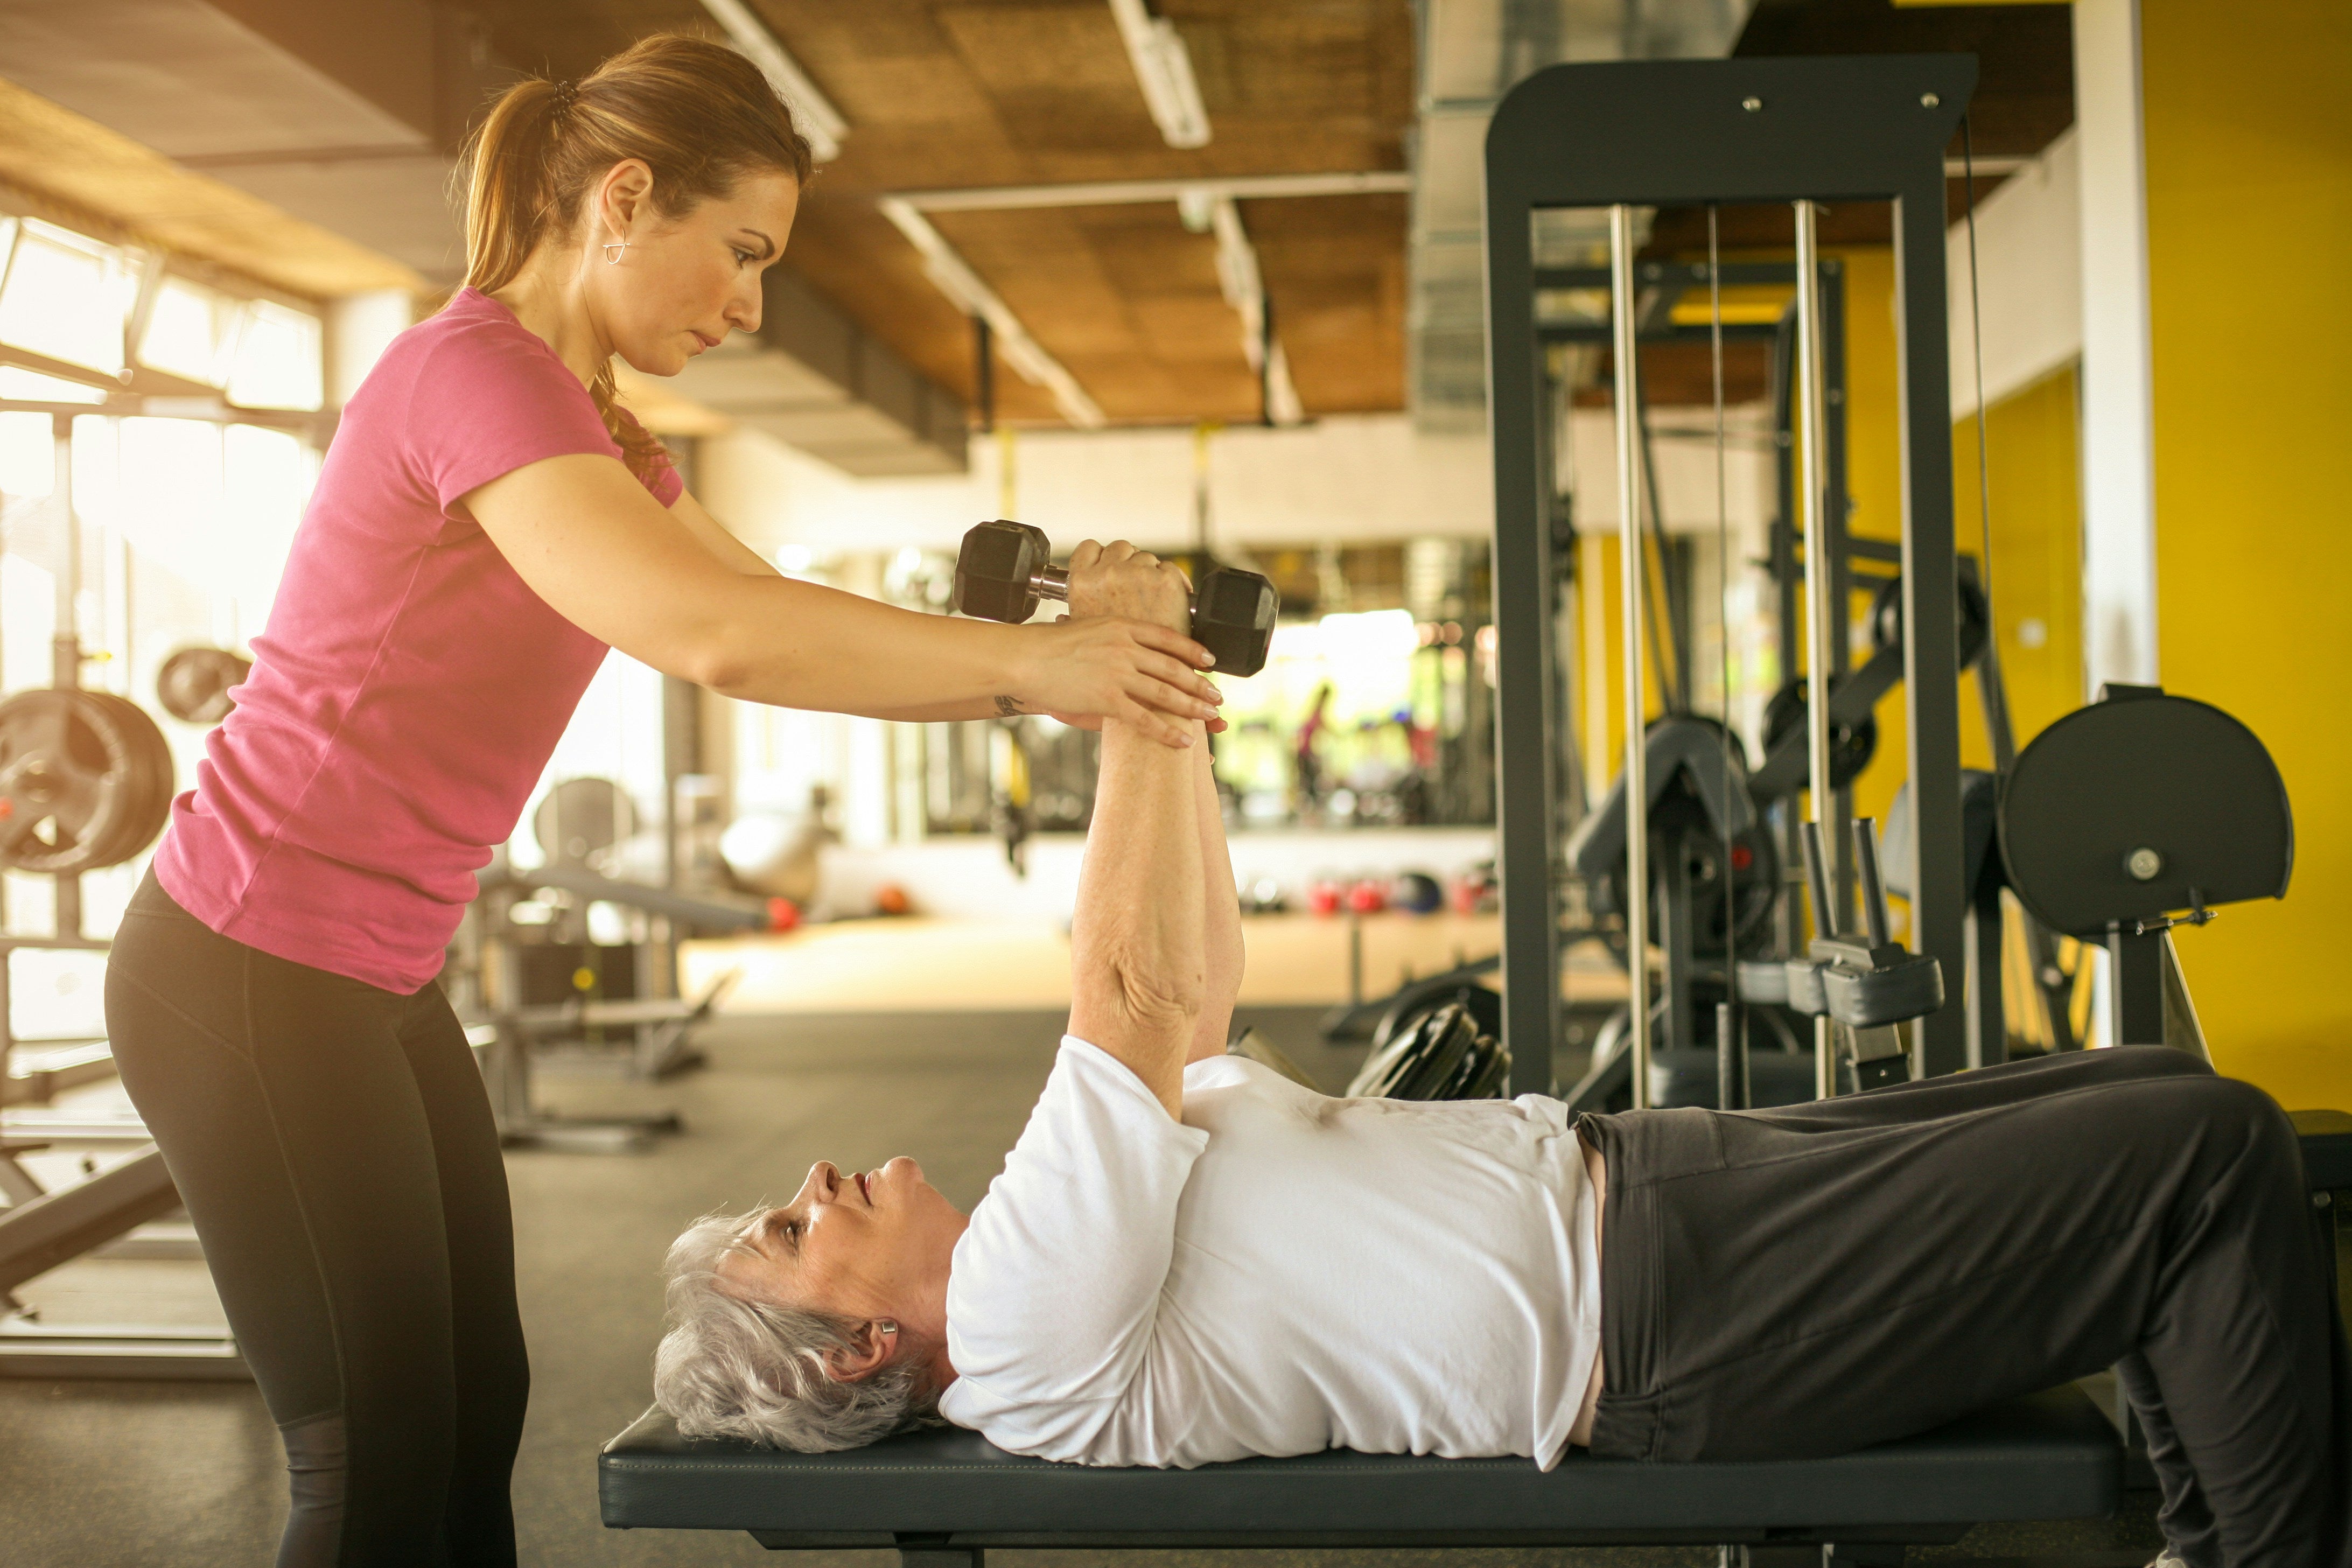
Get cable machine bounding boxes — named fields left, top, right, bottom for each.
left=1487, top=55, right=1978, bottom=1098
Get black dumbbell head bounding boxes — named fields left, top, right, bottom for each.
left=954, top=520, right=1053, bottom=624
left=1191, top=567, right=1277, bottom=678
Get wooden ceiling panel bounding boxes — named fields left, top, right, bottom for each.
left=936, top=202, right=1265, bottom=422
left=932, top=5, right=1171, bottom=155
left=471, top=2, right=1413, bottom=426
left=1249, top=190, right=1406, bottom=414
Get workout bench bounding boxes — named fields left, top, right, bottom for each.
left=600, top=1386, right=2120, bottom=1561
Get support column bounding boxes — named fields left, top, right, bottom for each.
left=2074, top=0, right=2159, bottom=695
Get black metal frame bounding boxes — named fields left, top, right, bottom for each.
left=1487, top=55, right=1977, bottom=1094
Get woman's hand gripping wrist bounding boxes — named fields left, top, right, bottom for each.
left=998, top=541, right=1221, bottom=748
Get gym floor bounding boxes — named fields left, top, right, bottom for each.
left=0, top=1007, right=2162, bottom=1567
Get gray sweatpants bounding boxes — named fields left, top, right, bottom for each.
left=1577, top=1046, right=2350, bottom=1568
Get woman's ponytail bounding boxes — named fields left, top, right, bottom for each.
left=460, top=77, right=568, bottom=298
left=453, top=36, right=814, bottom=480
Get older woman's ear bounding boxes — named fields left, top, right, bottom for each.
left=822, top=1319, right=902, bottom=1384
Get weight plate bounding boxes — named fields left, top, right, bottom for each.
left=1868, top=573, right=1991, bottom=670
left=0, top=690, right=172, bottom=874
left=1761, top=678, right=1878, bottom=793
left=533, top=777, right=636, bottom=869
left=1370, top=976, right=1502, bottom=1052
left=156, top=646, right=252, bottom=725
left=83, top=692, right=174, bottom=865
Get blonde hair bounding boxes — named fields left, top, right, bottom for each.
left=456, top=33, right=815, bottom=480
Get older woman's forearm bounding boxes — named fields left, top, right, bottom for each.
left=1068, top=716, right=1207, bottom=1114
left=1188, top=738, right=1244, bottom=1062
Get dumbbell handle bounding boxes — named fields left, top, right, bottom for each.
left=1026, top=562, right=1073, bottom=605
left=1030, top=561, right=1219, bottom=623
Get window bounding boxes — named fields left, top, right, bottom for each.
left=0, top=367, right=104, bottom=405
left=0, top=218, right=138, bottom=375
left=227, top=299, right=323, bottom=411
left=0, top=410, right=52, bottom=499
left=137, top=276, right=239, bottom=387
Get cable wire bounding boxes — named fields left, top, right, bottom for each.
left=1710, top=205, right=1742, bottom=1109
left=1961, top=117, right=1997, bottom=639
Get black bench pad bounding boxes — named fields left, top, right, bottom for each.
left=600, top=1387, right=2119, bottom=1545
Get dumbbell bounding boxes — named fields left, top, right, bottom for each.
left=951, top=519, right=1276, bottom=678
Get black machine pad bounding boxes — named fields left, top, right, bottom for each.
left=601, top=1387, right=2119, bottom=1546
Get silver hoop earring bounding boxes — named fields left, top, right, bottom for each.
left=602, top=241, right=629, bottom=265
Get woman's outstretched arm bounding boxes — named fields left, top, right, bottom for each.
left=462, top=453, right=1222, bottom=745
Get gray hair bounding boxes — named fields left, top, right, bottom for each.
left=652, top=1206, right=939, bottom=1451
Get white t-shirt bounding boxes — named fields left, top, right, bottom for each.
left=938, top=1036, right=1601, bottom=1469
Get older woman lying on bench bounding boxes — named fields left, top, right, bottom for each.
left=653, top=545, right=2349, bottom=1568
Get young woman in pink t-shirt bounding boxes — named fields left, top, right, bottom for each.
left=103, top=34, right=1221, bottom=1566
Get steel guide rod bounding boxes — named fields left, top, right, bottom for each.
left=1607, top=206, right=1651, bottom=1110
left=1792, top=201, right=1839, bottom=1101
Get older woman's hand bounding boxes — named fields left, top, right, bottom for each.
left=1065, top=540, right=1194, bottom=635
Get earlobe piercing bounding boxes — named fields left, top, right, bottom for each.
left=603, top=241, right=630, bottom=265
left=879, top=1322, right=898, bottom=1335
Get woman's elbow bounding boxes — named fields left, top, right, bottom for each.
left=673, top=635, right=754, bottom=696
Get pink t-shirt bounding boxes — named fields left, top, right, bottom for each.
left=153, top=288, right=683, bottom=992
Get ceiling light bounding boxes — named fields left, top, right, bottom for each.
left=874, top=198, right=1107, bottom=429
left=1108, top=0, right=1210, bottom=150
left=698, top=0, right=848, bottom=163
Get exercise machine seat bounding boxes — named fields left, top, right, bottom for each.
left=600, top=1385, right=2119, bottom=1548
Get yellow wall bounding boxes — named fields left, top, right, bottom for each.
left=1951, top=366, right=2087, bottom=757
left=2143, top=0, right=2352, bottom=1109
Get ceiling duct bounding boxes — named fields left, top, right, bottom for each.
left=0, top=1, right=965, bottom=475
left=0, top=0, right=496, bottom=285
left=1409, top=0, right=1753, bottom=433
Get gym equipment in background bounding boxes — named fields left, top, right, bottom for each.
left=535, top=774, right=636, bottom=872
left=154, top=645, right=251, bottom=725
left=1566, top=717, right=1779, bottom=1057
left=1999, top=685, right=2292, bottom=1054
left=453, top=777, right=780, bottom=1153
left=1557, top=716, right=1826, bottom=1114
left=1488, top=58, right=1984, bottom=1106
left=951, top=519, right=1279, bottom=678
left=0, top=690, right=173, bottom=876
left=722, top=783, right=831, bottom=907
left=0, top=411, right=241, bottom=1381
left=1346, top=996, right=1510, bottom=1102
left=1779, top=818, right=1944, bottom=1088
